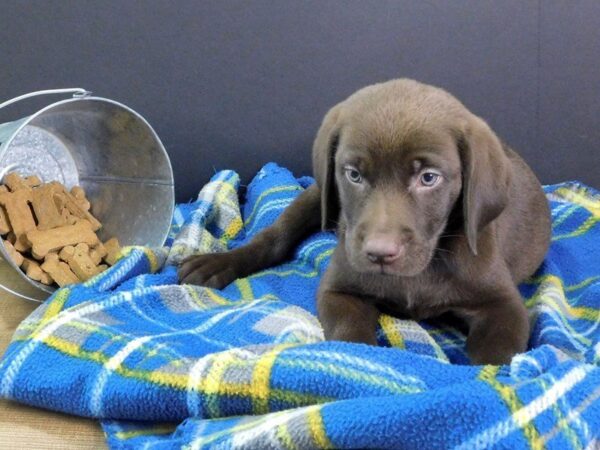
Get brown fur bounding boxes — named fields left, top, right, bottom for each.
left=178, top=79, right=551, bottom=365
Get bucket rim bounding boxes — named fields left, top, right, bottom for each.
left=0, top=95, right=175, bottom=302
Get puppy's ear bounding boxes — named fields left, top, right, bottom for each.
left=458, top=115, right=512, bottom=255
left=313, top=104, right=343, bottom=230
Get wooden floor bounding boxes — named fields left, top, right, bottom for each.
left=0, top=291, right=106, bottom=449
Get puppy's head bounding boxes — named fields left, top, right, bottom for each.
left=313, top=79, right=511, bottom=276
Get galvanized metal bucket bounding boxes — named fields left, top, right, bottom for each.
left=0, top=88, right=174, bottom=301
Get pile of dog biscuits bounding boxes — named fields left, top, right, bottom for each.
left=0, top=172, right=121, bottom=287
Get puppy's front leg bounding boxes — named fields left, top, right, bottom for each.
left=179, top=183, right=321, bottom=288
left=466, top=290, right=530, bottom=365
left=318, top=290, right=380, bottom=345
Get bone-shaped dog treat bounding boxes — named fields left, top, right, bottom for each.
left=0, top=189, right=35, bottom=252
left=70, top=186, right=91, bottom=211
left=13, top=239, right=29, bottom=253
left=58, top=245, right=74, bottom=260
left=31, top=184, right=66, bottom=230
left=25, top=175, right=42, bottom=188
left=39, top=271, right=53, bottom=285
left=41, top=253, right=78, bottom=287
left=53, top=189, right=66, bottom=209
left=23, top=257, right=43, bottom=280
left=56, top=194, right=73, bottom=224
left=51, top=184, right=78, bottom=225
left=103, top=238, right=121, bottom=266
left=3, top=239, right=23, bottom=266
left=90, top=242, right=107, bottom=265
left=22, top=257, right=53, bottom=285
left=27, top=221, right=99, bottom=260
left=59, top=243, right=100, bottom=281
left=54, top=187, right=101, bottom=231
left=3, top=173, right=31, bottom=192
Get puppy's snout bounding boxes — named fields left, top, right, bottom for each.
left=363, top=235, right=402, bottom=265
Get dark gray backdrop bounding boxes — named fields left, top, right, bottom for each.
left=1, top=1, right=598, bottom=201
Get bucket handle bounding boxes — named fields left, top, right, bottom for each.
left=0, top=88, right=92, bottom=111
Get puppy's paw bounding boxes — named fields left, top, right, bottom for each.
left=178, top=253, right=240, bottom=289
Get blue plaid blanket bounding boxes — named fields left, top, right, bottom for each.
left=0, top=162, right=599, bottom=449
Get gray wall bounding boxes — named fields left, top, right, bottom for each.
left=1, top=1, right=598, bottom=201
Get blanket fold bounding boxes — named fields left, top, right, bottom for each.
left=0, top=162, right=599, bottom=449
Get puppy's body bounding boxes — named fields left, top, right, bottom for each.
left=179, top=79, right=551, bottom=365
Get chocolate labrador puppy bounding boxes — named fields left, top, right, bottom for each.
left=179, top=79, right=551, bottom=365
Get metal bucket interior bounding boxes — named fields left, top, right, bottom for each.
left=0, top=93, right=174, bottom=301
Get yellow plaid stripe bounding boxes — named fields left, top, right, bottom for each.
left=524, top=274, right=600, bottom=293
left=552, top=215, right=599, bottom=241
left=200, top=350, right=243, bottom=417
left=554, top=186, right=600, bottom=217
left=244, top=185, right=302, bottom=225
left=478, top=366, right=544, bottom=450
left=379, top=315, right=405, bottom=348
left=277, top=358, right=421, bottom=394
left=307, top=406, right=334, bottom=448
left=252, top=344, right=295, bottom=414
left=276, top=421, right=300, bottom=450
left=221, top=216, right=243, bottom=241
left=114, top=424, right=176, bottom=440
left=119, top=246, right=159, bottom=272
left=184, top=285, right=276, bottom=310
left=551, top=204, right=580, bottom=229
left=249, top=248, right=333, bottom=280
left=537, top=378, right=583, bottom=449
left=548, top=185, right=600, bottom=239
left=525, top=275, right=599, bottom=323
left=235, top=278, right=254, bottom=300
left=37, top=288, right=70, bottom=328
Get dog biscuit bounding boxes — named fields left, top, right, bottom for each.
left=27, top=221, right=99, bottom=260
left=90, top=242, right=107, bottom=265
left=41, top=253, right=79, bottom=287
left=71, top=186, right=91, bottom=211
left=31, top=184, right=66, bottom=230
left=3, top=239, right=23, bottom=266
left=0, top=189, right=36, bottom=251
left=103, top=238, right=121, bottom=266
left=60, top=243, right=100, bottom=281
left=55, top=187, right=101, bottom=231
left=4, top=173, right=31, bottom=192
left=25, top=175, right=42, bottom=188
left=22, top=257, right=53, bottom=284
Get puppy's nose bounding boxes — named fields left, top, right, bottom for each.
left=363, top=236, right=402, bottom=265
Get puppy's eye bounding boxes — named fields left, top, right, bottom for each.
left=420, top=172, right=440, bottom=187
left=345, top=168, right=363, bottom=184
